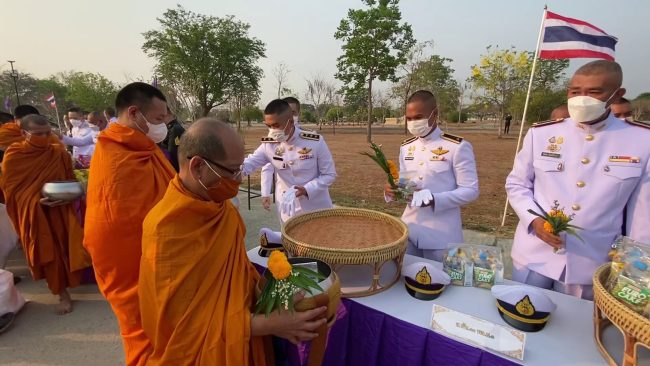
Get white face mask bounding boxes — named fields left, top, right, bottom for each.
left=70, top=119, right=82, bottom=128
left=293, top=115, right=299, bottom=124
left=268, top=121, right=290, bottom=143
left=407, top=109, right=435, bottom=137
left=137, top=112, right=167, bottom=143
left=567, top=90, right=618, bottom=124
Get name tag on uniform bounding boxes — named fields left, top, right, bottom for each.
left=430, top=156, right=446, bottom=161
left=405, top=156, right=414, bottom=160
left=299, top=154, right=313, bottom=160
left=541, top=152, right=561, bottom=159
left=609, top=156, right=640, bottom=163
left=273, top=156, right=283, bottom=161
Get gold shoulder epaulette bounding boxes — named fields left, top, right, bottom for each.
left=624, top=117, right=650, bottom=130
left=532, top=118, right=565, bottom=128
left=261, top=137, right=277, bottom=143
left=401, top=136, right=418, bottom=146
left=441, top=133, right=463, bottom=144
left=300, top=132, right=320, bottom=141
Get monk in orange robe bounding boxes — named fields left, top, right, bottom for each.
left=139, top=118, right=327, bottom=365
left=0, top=105, right=43, bottom=151
left=84, top=82, right=174, bottom=365
left=0, top=114, right=90, bottom=314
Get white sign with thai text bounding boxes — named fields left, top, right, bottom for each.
left=430, top=304, right=526, bottom=361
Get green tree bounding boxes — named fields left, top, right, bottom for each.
left=143, top=6, right=265, bottom=117
left=334, top=0, right=415, bottom=142
left=231, top=70, right=262, bottom=130
left=58, top=71, right=117, bottom=112
left=636, top=92, right=650, bottom=100
left=470, top=46, right=530, bottom=136
left=242, top=106, right=263, bottom=125
left=325, top=106, right=343, bottom=122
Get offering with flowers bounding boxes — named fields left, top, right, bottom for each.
left=361, top=142, right=416, bottom=203
left=255, top=251, right=324, bottom=316
left=527, top=200, right=584, bottom=253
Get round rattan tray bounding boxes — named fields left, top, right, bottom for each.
left=593, top=264, right=650, bottom=366
left=282, top=208, right=408, bottom=297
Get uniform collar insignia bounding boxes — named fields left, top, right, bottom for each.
left=275, top=146, right=285, bottom=156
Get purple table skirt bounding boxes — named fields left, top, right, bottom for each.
left=255, top=265, right=517, bottom=366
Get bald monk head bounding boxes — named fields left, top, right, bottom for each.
left=178, top=118, right=244, bottom=202
left=549, top=104, right=569, bottom=121
left=115, top=82, right=168, bottom=138
left=20, top=114, right=52, bottom=140
left=568, top=60, right=626, bottom=123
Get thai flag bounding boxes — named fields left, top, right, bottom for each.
left=45, top=93, right=56, bottom=109
left=540, top=11, right=618, bottom=61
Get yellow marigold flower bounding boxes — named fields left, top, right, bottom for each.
left=268, top=250, right=292, bottom=280
left=543, top=221, right=555, bottom=234
left=387, top=160, right=399, bottom=181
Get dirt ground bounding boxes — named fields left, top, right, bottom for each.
left=240, top=122, right=524, bottom=237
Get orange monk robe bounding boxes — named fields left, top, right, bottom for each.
left=84, top=123, right=175, bottom=366
left=140, top=176, right=267, bottom=365
left=0, top=122, right=24, bottom=150
left=0, top=138, right=89, bottom=294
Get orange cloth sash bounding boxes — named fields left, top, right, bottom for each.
left=0, top=138, right=89, bottom=294
left=139, top=175, right=266, bottom=365
left=84, top=123, right=175, bottom=366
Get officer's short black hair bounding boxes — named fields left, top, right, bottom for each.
left=14, top=105, right=40, bottom=119
left=67, top=107, right=82, bottom=114
left=613, top=97, right=631, bottom=105
left=264, top=99, right=291, bottom=115
left=407, top=90, right=437, bottom=108
left=282, top=97, right=301, bottom=110
left=115, top=82, right=167, bottom=115
left=0, top=112, right=14, bottom=124
left=575, top=60, right=623, bottom=88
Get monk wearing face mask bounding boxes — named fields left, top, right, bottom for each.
left=84, top=82, right=175, bottom=365
left=0, top=114, right=90, bottom=314
left=139, top=118, right=327, bottom=365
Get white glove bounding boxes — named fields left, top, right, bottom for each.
left=281, top=187, right=297, bottom=216
left=410, top=189, right=433, bottom=207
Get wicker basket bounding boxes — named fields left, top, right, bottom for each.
left=593, top=264, right=650, bottom=366
left=282, top=207, right=409, bottom=297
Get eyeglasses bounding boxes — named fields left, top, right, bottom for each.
left=188, top=156, right=242, bottom=179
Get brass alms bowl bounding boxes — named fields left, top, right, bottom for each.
left=42, top=181, right=84, bottom=202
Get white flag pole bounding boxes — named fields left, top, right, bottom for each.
left=52, top=92, right=62, bottom=131
left=500, top=5, right=548, bottom=227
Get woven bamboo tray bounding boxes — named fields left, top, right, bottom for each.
left=282, top=208, right=408, bottom=298
left=593, top=264, right=650, bottom=366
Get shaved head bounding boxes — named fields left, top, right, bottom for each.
left=20, top=114, right=50, bottom=130
left=574, top=60, right=623, bottom=89
left=179, top=118, right=234, bottom=166
left=178, top=118, right=245, bottom=200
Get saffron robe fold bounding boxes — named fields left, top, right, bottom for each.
left=0, top=123, right=23, bottom=150
left=84, top=123, right=175, bottom=366
left=0, top=139, right=89, bottom=294
left=139, top=176, right=267, bottom=365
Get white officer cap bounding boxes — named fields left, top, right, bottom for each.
left=402, top=262, right=451, bottom=300
left=491, top=284, right=557, bottom=332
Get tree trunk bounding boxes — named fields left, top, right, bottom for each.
left=367, top=78, right=373, bottom=143
left=498, top=106, right=504, bottom=137
left=202, top=104, right=211, bottom=117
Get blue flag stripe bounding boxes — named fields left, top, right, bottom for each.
left=543, top=26, right=617, bottom=50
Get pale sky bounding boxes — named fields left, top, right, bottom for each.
left=3, top=0, right=649, bottom=105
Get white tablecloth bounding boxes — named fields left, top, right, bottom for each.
left=248, top=247, right=650, bottom=366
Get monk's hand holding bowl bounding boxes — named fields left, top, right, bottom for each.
left=251, top=305, right=328, bottom=345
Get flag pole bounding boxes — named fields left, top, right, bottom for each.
left=500, top=5, right=548, bottom=227
left=52, top=92, right=62, bottom=131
